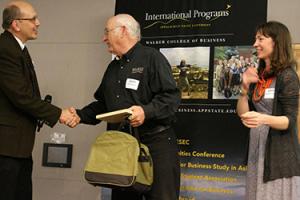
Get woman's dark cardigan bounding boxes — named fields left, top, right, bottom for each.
left=248, top=67, right=300, bottom=182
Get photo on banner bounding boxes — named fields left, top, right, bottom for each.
left=213, top=46, right=256, bottom=100
left=100, top=0, right=268, bottom=199
left=160, top=47, right=210, bottom=99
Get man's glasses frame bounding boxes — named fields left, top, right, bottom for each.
left=15, top=16, right=38, bottom=23
left=104, top=26, right=123, bottom=35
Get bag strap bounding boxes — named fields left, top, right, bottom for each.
left=118, top=120, right=149, bottom=161
left=129, top=124, right=141, bottom=143
left=118, top=119, right=141, bottom=145
left=128, top=125, right=152, bottom=163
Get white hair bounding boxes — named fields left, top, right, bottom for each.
left=114, top=14, right=141, bottom=41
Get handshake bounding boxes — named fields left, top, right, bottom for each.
left=59, top=107, right=81, bottom=128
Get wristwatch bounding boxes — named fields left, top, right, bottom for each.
left=239, top=87, right=248, bottom=96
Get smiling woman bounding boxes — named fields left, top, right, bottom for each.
left=237, top=21, right=300, bottom=200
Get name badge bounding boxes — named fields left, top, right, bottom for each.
left=125, top=78, right=139, bottom=90
left=264, top=88, right=275, bottom=99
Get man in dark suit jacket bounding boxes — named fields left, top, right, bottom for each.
left=0, top=1, right=79, bottom=200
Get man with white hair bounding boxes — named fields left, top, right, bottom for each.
left=76, top=14, right=181, bottom=200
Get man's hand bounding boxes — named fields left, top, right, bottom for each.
left=128, top=105, right=145, bottom=127
left=59, top=107, right=81, bottom=128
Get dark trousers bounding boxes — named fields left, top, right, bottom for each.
left=111, top=128, right=180, bottom=200
left=0, top=155, right=33, bottom=200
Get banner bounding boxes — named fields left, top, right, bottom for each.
left=101, top=1, right=267, bottom=199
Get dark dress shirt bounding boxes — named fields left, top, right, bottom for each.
left=78, top=42, right=181, bottom=135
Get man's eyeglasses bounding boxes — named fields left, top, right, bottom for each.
left=15, top=16, right=38, bottom=23
left=104, top=26, right=123, bottom=35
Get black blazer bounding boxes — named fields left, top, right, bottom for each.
left=0, top=31, right=61, bottom=158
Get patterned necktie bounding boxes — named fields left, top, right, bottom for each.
left=22, top=46, right=41, bottom=97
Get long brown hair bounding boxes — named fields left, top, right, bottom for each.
left=256, top=21, right=296, bottom=78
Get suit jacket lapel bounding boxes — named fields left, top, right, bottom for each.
left=22, top=46, right=41, bottom=98
left=2, top=31, right=41, bottom=98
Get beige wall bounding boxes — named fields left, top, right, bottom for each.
left=0, top=0, right=299, bottom=200
left=268, top=0, right=300, bottom=43
left=28, top=1, right=115, bottom=200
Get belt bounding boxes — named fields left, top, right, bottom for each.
left=141, top=125, right=171, bottom=135
left=117, top=123, right=171, bottom=136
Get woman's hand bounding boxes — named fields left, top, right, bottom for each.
left=242, top=67, right=259, bottom=90
left=240, top=111, right=266, bottom=128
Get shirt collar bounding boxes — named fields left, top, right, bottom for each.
left=116, top=42, right=141, bottom=63
left=13, top=35, right=25, bottom=50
